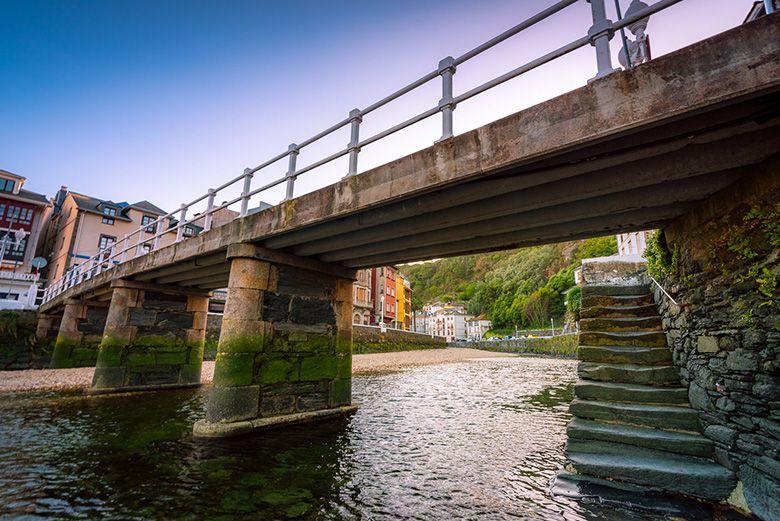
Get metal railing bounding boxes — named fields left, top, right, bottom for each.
left=43, top=0, right=685, bottom=304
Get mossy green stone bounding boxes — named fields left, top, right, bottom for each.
left=127, top=352, right=156, bottom=366
left=133, top=334, right=184, bottom=348
left=335, top=335, right=352, bottom=354
left=220, top=333, right=266, bottom=354
left=96, top=342, right=125, bottom=367
left=156, top=351, right=188, bottom=365
left=214, top=352, right=255, bottom=387
left=188, top=344, right=205, bottom=364
left=336, top=354, right=351, bottom=378
left=179, top=362, right=202, bottom=383
left=258, top=358, right=296, bottom=386
left=330, top=378, right=351, bottom=407
left=299, top=355, right=337, bottom=381
left=291, top=333, right=332, bottom=353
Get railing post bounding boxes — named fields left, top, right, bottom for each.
left=346, top=109, right=362, bottom=177
left=240, top=168, right=253, bottom=217
left=153, top=218, right=162, bottom=250
left=204, top=188, right=216, bottom=231
left=437, top=56, right=456, bottom=141
left=176, top=204, right=188, bottom=242
left=120, top=235, right=129, bottom=262
left=587, top=0, right=618, bottom=82
left=283, top=143, right=299, bottom=202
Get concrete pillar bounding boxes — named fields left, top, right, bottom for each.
left=91, top=280, right=210, bottom=393
left=49, top=299, right=108, bottom=368
left=194, top=243, right=357, bottom=438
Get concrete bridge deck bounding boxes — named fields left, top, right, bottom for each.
left=40, top=14, right=780, bottom=312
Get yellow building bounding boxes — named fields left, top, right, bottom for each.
left=396, top=272, right=412, bottom=330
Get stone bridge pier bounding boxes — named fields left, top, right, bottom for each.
left=90, top=280, right=210, bottom=393
left=49, top=299, right=109, bottom=368
left=193, top=243, right=356, bottom=438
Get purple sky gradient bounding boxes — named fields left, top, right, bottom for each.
left=1, top=0, right=752, bottom=214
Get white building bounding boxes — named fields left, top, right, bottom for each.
left=465, top=318, right=492, bottom=341
left=430, top=308, right=470, bottom=342
left=616, top=230, right=651, bottom=256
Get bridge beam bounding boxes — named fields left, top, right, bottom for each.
left=49, top=299, right=109, bottom=368
left=90, top=280, right=210, bottom=393
left=193, top=243, right=356, bottom=438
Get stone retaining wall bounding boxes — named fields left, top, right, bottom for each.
left=0, top=310, right=50, bottom=369
left=653, top=159, right=779, bottom=519
left=463, top=334, right=578, bottom=358
left=353, top=325, right=445, bottom=354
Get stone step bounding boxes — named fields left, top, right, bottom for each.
left=578, top=362, right=681, bottom=386
left=580, top=316, right=662, bottom=332
left=567, top=418, right=714, bottom=457
left=582, top=294, right=655, bottom=309
left=569, top=399, right=701, bottom=432
left=579, top=345, right=672, bottom=365
left=581, top=303, right=658, bottom=319
left=565, top=440, right=736, bottom=501
left=575, top=381, right=689, bottom=405
left=579, top=330, right=667, bottom=347
left=581, top=284, right=651, bottom=297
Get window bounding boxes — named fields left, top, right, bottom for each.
left=0, top=204, right=4, bottom=219
left=98, top=234, right=116, bottom=251
left=141, top=214, right=157, bottom=233
left=183, top=225, right=195, bottom=237
left=0, top=292, right=19, bottom=301
left=0, top=232, right=26, bottom=261
left=141, top=243, right=152, bottom=253
left=0, top=178, right=15, bottom=193
left=102, top=206, right=116, bottom=225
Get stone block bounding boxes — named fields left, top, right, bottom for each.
left=297, top=392, right=329, bottom=412
left=258, top=393, right=296, bottom=416
left=330, top=378, right=351, bottom=407
left=740, top=464, right=780, bottom=521
left=205, top=385, right=260, bottom=423
left=258, top=358, right=297, bottom=386
left=289, top=297, right=334, bottom=326
left=129, top=308, right=157, bottom=326
left=218, top=326, right=267, bottom=354
left=156, top=350, right=188, bottom=365
left=704, top=424, right=738, bottom=446
left=188, top=343, right=205, bottom=364
left=92, top=366, right=127, bottom=389
left=688, top=382, right=712, bottom=411
left=142, top=292, right=188, bottom=311
left=179, top=362, right=202, bottom=384
left=127, top=352, right=156, bottom=366
left=223, top=288, right=263, bottom=320
left=213, top=352, right=255, bottom=387
left=336, top=354, right=351, bottom=379
left=96, top=342, right=125, bottom=367
left=299, top=355, right=338, bottom=381
left=191, top=311, right=208, bottom=331
left=262, top=293, right=290, bottom=322
left=697, top=336, right=719, bottom=353
left=726, top=350, right=760, bottom=372
left=157, top=311, right=195, bottom=329
left=228, top=258, right=271, bottom=290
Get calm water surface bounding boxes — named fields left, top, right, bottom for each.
left=0, top=357, right=739, bottom=520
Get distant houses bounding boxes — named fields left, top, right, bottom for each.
left=413, top=302, right=492, bottom=342
left=352, top=266, right=414, bottom=331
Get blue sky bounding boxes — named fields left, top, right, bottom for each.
left=1, top=0, right=751, bottom=213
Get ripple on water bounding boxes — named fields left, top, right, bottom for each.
left=0, top=357, right=741, bottom=520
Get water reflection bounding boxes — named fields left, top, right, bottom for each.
left=0, top=357, right=741, bottom=519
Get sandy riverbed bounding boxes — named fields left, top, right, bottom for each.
left=0, top=348, right=514, bottom=393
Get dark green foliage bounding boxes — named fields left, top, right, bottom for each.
left=1, top=311, right=52, bottom=369
left=567, top=287, right=582, bottom=321
left=403, top=236, right=617, bottom=328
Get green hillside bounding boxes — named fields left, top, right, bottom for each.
left=401, top=236, right=617, bottom=329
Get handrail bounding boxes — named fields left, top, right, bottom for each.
left=43, top=0, right=689, bottom=304
left=648, top=275, right=679, bottom=306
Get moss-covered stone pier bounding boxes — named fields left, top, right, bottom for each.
left=49, top=299, right=108, bottom=368
left=90, top=280, right=210, bottom=393
left=193, top=243, right=357, bottom=438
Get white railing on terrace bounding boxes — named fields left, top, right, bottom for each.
left=43, top=0, right=688, bottom=304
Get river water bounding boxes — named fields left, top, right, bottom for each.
left=0, top=357, right=741, bottom=520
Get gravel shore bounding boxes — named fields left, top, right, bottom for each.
left=0, top=348, right=514, bottom=393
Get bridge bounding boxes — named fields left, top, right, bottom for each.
left=37, top=0, right=779, bottom=446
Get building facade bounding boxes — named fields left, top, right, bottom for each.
left=465, top=317, right=492, bottom=341
left=616, top=230, right=651, bottom=256
left=353, top=269, right=373, bottom=325
left=41, top=187, right=176, bottom=284
left=0, top=170, right=51, bottom=309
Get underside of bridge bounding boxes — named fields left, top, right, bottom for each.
left=35, top=11, right=779, bottom=469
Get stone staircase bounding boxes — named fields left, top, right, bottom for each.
left=562, top=284, right=737, bottom=501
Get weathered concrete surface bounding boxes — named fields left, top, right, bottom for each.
left=40, top=14, right=780, bottom=313
left=91, top=281, right=210, bottom=393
